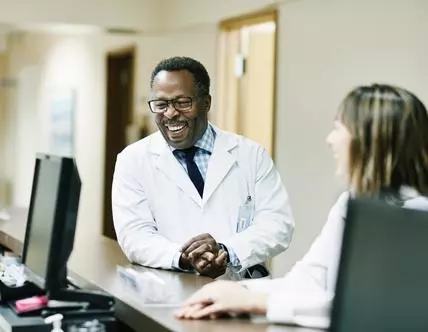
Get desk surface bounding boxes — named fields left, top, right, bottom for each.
left=0, top=209, right=319, bottom=332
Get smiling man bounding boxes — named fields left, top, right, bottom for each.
left=112, top=56, right=294, bottom=279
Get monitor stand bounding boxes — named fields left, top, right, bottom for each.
left=34, top=288, right=115, bottom=319
left=49, top=288, right=114, bottom=309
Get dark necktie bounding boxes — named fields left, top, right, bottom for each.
left=181, top=147, right=204, bottom=197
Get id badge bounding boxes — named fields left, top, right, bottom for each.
left=236, top=196, right=254, bottom=233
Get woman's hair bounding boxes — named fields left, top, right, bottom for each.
left=337, top=84, right=428, bottom=197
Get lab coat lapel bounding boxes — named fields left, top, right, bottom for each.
left=203, top=130, right=238, bottom=204
left=150, top=133, right=202, bottom=207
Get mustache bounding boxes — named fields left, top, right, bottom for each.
left=162, top=120, right=189, bottom=126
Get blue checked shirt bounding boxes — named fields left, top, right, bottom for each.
left=172, top=124, right=215, bottom=180
left=170, top=124, right=241, bottom=271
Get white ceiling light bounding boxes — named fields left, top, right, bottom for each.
left=17, top=23, right=102, bottom=35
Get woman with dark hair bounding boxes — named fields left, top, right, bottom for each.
left=175, top=84, right=428, bottom=328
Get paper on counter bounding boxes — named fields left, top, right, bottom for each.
left=116, top=266, right=181, bottom=305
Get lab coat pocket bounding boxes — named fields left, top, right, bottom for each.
left=236, top=196, right=254, bottom=233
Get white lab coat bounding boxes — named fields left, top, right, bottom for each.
left=243, top=189, right=428, bottom=329
left=112, top=126, right=294, bottom=278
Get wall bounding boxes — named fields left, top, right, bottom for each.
left=0, top=52, right=9, bottom=206
left=159, top=0, right=289, bottom=29
left=136, top=24, right=219, bottom=131
left=2, top=32, right=107, bottom=240
left=158, top=0, right=428, bottom=276
left=2, top=0, right=428, bottom=276
left=0, top=52, right=6, bottom=167
left=1, top=25, right=218, bottom=240
left=0, top=0, right=159, bottom=31
left=105, top=24, right=218, bottom=132
left=272, top=0, right=428, bottom=276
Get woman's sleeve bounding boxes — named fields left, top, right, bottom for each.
left=263, top=192, right=348, bottom=328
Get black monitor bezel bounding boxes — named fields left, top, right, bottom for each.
left=21, top=153, right=81, bottom=294
left=331, top=197, right=428, bottom=331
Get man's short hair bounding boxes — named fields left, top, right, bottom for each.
left=150, top=56, right=210, bottom=96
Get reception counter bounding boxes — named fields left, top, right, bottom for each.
left=0, top=209, right=319, bottom=332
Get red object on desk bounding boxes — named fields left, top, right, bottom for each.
left=15, top=295, right=48, bottom=313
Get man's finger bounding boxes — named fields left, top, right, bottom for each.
left=196, top=259, right=209, bottom=270
left=181, top=233, right=211, bottom=252
left=183, top=240, right=209, bottom=257
left=201, top=251, right=215, bottom=262
left=200, top=250, right=227, bottom=272
left=181, top=238, right=203, bottom=254
left=193, top=256, right=213, bottom=271
left=184, top=239, right=217, bottom=257
left=214, top=250, right=228, bottom=266
left=188, top=243, right=211, bottom=261
left=198, top=252, right=227, bottom=278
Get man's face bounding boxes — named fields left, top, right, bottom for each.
left=151, top=70, right=211, bottom=149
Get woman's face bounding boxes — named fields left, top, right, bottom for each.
left=326, top=120, right=352, bottom=177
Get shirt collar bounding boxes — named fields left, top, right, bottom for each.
left=194, top=123, right=215, bottom=154
left=171, top=123, right=216, bottom=154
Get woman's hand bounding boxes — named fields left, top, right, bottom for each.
left=175, top=280, right=268, bottom=319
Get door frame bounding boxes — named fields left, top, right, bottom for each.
left=217, top=9, right=278, bottom=160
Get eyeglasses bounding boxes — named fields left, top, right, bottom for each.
left=148, top=96, right=197, bottom=114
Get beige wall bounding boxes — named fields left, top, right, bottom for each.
left=0, top=52, right=6, bottom=168
left=103, top=24, right=218, bottom=132
left=2, top=0, right=428, bottom=276
left=0, top=0, right=159, bottom=31
left=134, top=24, right=218, bottom=132
left=159, top=0, right=286, bottom=29
left=0, top=52, right=9, bottom=206
left=156, top=0, right=428, bottom=276
left=2, top=33, right=107, bottom=240
left=1, top=25, right=218, bottom=239
left=272, top=0, right=428, bottom=276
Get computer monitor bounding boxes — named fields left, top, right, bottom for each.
left=21, top=154, right=81, bottom=295
left=331, top=197, right=428, bottom=332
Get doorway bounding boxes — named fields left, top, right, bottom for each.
left=103, top=47, right=135, bottom=240
left=216, top=10, right=277, bottom=157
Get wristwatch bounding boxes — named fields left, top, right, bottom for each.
left=218, top=243, right=230, bottom=263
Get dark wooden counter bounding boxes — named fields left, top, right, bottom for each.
left=0, top=208, right=320, bottom=332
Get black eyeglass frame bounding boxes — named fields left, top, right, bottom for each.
left=148, top=96, right=205, bottom=114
